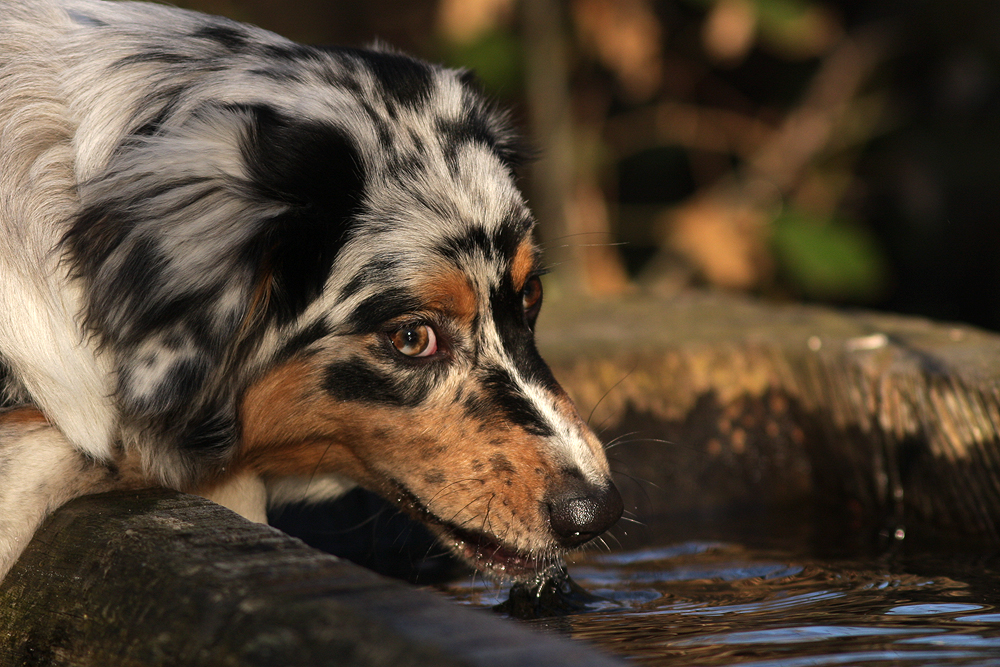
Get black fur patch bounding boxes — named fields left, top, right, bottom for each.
left=126, top=289, right=223, bottom=349
left=275, top=320, right=331, bottom=362
left=434, top=218, right=527, bottom=266
left=127, top=88, right=188, bottom=138
left=462, top=391, right=491, bottom=423
left=323, top=358, right=432, bottom=407
left=191, top=23, right=250, bottom=52
left=436, top=225, right=495, bottom=263
left=247, top=66, right=304, bottom=83
left=488, top=279, right=560, bottom=394
left=176, top=406, right=239, bottom=456
left=333, top=48, right=434, bottom=110
left=237, top=103, right=367, bottom=325
left=260, top=42, right=316, bottom=63
left=343, top=287, right=422, bottom=334
left=479, top=366, right=553, bottom=437
left=357, top=100, right=394, bottom=150
left=115, top=51, right=199, bottom=68
left=339, top=257, right=401, bottom=301
left=492, top=217, right=528, bottom=262
left=436, top=104, right=528, bottom=172
left=117, top=350, right=210, bottom=414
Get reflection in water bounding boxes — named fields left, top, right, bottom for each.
left=444, top=543, right=1000, bottom=666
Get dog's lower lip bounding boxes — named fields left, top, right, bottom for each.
left=443, top=525, right=537, bottom=577
left=385, top=479, right=546, bottom=578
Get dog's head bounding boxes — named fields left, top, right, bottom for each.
left=66, top=42, right=621, bottom=579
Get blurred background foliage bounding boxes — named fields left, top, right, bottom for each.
left=180, top=0, right=1000, bottom=330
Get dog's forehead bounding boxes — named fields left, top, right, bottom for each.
left=332, top=111, right=538, bottom=298
left=320, top=202, right=538, bottom=335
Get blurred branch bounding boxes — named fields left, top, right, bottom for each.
left=522, top=0, right=629, bottom=295
left=749, top=26, right=891, bottom=192
left=652, top=25, right=893, bottom=292
left=521, top=0, right=574, bottom=253
left=606, top=101, right=776, bottom=163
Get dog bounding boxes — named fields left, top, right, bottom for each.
left=0, top=0, right=622, bottom=582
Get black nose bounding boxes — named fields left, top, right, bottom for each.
left=546, top=477, right=624, bottom=549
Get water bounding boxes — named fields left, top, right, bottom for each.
left=444, top=542, right=1000, bottom=666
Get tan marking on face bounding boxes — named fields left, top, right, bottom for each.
left=237, top=355, right=561, bottom=553
left=413, top=265, right=477, bottom=325
left=511, top=239, right=539, bottom=290
left=239, top=358, right=368, bottom=480
left=0, top=406, right=47, bottom=425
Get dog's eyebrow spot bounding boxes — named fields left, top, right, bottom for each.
left=413, top=267, right=477, bottom=325
left=510, top=240, right=540, bottom=291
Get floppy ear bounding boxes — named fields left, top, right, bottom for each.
left=64, top=103, right=366, bottom=433
left=237, top=103, right=366, bottom=325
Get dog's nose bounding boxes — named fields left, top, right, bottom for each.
left=546, top=477, right=624, bottom=548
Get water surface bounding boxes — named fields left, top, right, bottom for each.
left=445, top=542, right=1000, bottom=666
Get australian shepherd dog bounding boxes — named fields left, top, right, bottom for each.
left=0, top=0, right=622, bottom=582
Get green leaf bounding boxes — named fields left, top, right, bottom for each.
left=436, top=30, right=524, bottom=97
left=772, top=209, right=888, bottom=302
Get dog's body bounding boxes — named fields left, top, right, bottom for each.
left=0, top=0, right=621, bottom=580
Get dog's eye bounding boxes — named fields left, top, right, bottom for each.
left=390, top=324, right=438, bottom=357
left=522, top=276, right=543, bottom=321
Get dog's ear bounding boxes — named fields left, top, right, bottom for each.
left=236, top=104, right=365, bottom=325
left=64, top=104, right=365, bottom=436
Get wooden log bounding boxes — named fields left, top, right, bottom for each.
left=538, top=291, right=1000, bottom=547
left=0, top=489, right=626, bottom=667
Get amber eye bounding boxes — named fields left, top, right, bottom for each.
left=390, top=324, right=438, bottom=357
left=522, top=276, right=543, bottom=321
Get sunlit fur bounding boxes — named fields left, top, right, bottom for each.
left=0, top=0, right=621, bottom=581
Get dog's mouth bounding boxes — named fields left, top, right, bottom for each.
left=385, top=480, right=560, bottom=581
left=437, top=523, right=553, bottom=579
